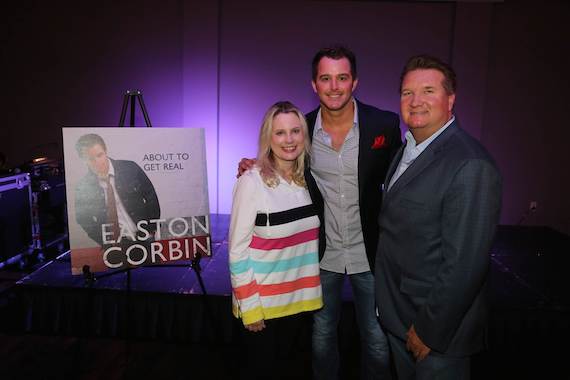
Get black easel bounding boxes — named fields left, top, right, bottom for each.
left=118, top=89, right=152, bottom=127
left=78, top=90, right=210, bottom=379
left=83, top=88, right=209, bottom=292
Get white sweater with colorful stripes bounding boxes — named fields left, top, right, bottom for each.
left=229, top=167, right=323, bottom=325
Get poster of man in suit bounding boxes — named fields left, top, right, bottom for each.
left=63, top=128, right=210, bottom=275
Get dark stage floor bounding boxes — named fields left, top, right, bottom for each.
left=1, top=215, right=569, bottom=379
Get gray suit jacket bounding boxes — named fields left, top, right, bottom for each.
left=375, top=120, right=502, bottom=356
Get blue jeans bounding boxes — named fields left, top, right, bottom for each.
left=312, top=270, right=392, bottom=380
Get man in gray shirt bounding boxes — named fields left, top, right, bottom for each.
left=238, top=46, right=401, bottom=379
left=305, top=46, right=401, bottom=380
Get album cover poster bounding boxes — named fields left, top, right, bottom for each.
left=62, top=127, right=210, bottom=275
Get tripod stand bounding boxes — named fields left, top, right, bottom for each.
left=118, top=89, right=152, bottom=127
left=71, top=90, right=221, bottom=377
left=82, top=87, right=209, bottom=293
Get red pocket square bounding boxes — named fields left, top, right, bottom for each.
left=371, top=135, right=388, bottom=149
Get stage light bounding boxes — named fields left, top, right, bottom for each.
left=32, top=157, right=48, bottom=164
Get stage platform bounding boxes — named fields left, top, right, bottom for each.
left=2, top=215, right=569, bottom=379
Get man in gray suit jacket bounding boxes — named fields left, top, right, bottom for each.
left=375, top=55, right=502, bottom=379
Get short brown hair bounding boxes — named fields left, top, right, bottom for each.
left=400, top=54, right=457, bottom=95
left=312, top=45, right=357, bottom=81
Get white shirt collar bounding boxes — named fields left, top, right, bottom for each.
left=315, top=98, right=359, bottom=132
left=403, top=115, right=455, bottom=159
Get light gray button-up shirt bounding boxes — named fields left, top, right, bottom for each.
left=387, top=115, right=455, bottom=191
left=310, top=100, right=369, bottom=274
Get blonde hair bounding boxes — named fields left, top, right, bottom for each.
left=256, top=101, right=310, bottom=188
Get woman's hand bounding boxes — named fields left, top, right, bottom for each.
left=245, top=319, right=266, bottom=332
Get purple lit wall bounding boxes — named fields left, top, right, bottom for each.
left=2, top=1, right=569, bottom=234
left=215, top=1, right=453, bottom=215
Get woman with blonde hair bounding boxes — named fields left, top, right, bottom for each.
left=229, top=101, right=322, bottom=378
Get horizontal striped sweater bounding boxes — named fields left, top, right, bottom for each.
left=229, top=167, right=322, bottom=325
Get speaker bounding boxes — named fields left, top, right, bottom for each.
left=0, top=174, right=33, bottom=264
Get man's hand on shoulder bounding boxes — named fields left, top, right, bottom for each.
left=237, top=158, right=256, bottom=178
